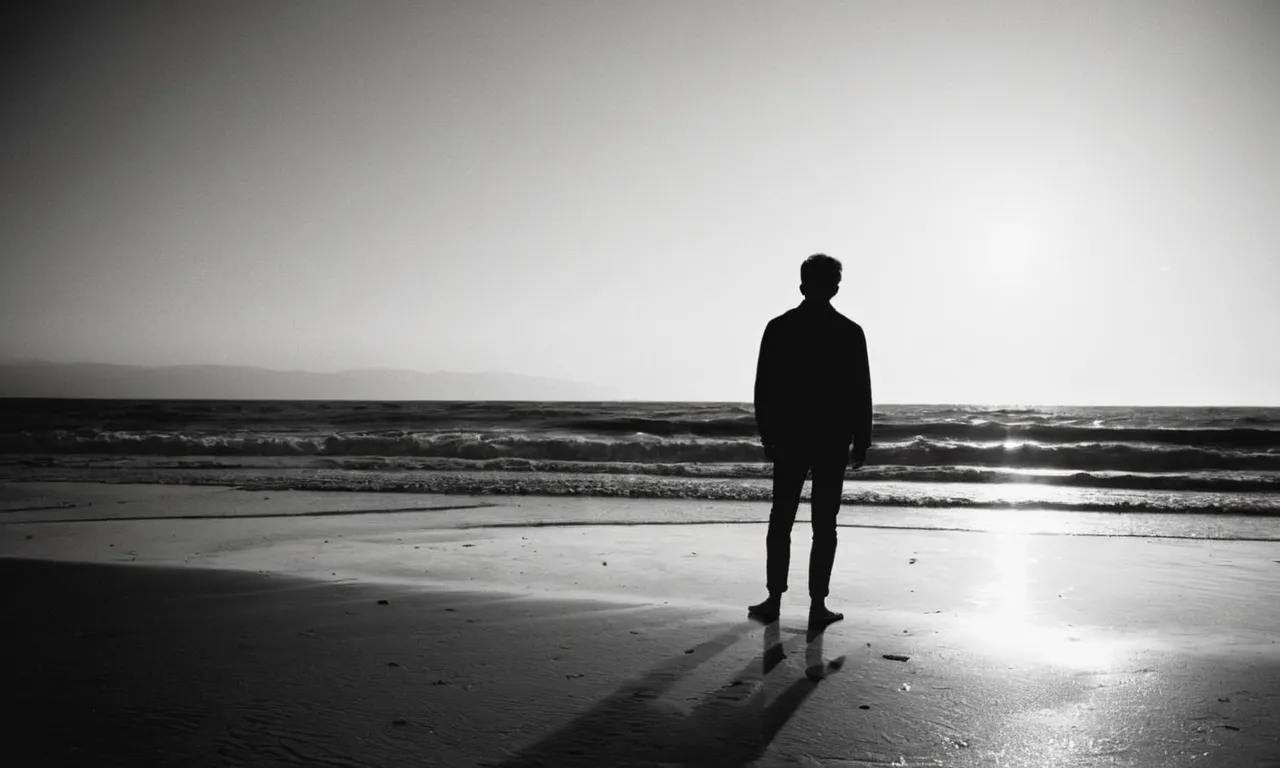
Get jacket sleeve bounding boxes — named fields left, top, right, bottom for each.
left=754, top=321, right=777, bottom=445
left=852, top=325, right=873, bottom=451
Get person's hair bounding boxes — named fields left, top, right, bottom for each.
left=800, top=253, right=842, bottom=297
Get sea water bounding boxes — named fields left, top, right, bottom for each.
left=3, top=400, right=1277, bottom=522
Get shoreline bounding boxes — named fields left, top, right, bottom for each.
left=5, top=463, right=1280, bottom=518
left=3, top=480, right=1280, bottom=542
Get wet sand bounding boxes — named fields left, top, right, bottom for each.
left=2, top=482, right=1279, bottom=766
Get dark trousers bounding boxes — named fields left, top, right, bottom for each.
left=766, top=444, right=849, bottom=599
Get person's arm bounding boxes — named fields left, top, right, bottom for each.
left=851, top=325, right=872, bottom=458
left=754, top=321, right=778, bottom=453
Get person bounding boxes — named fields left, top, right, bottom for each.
left=748, top=253, right=872, bottom=626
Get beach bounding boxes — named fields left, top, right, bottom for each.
left=3, top=481, right=1278, bottom=767
left=7, top=0, right=1280, bottom=762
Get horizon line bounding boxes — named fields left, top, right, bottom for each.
left=1, top=360, right=1274, bottom=409
left=0, top=395, right=1275, bottom=409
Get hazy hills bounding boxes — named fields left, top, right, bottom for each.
left=0, top=362, right=616, bottom=401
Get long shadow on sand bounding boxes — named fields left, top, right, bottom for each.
left=491, top=618, right=847, bottom=767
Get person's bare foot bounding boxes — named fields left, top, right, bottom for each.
left=748, top=595, right=780, bottom=622
left=808, top=604, right=844, bottom=627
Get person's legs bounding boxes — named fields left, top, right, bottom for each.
left=766, top=450, right=810, bottom=595
left=807, top=446, right=849, bottom=624
left=749, top=448, right=809, bottom=620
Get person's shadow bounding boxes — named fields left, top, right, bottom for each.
left=490, top=617, right=847, bottom=767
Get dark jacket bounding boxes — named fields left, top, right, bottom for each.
left=753, top=299, right=872, bottom=451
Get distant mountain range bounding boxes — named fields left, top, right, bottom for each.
left=0, top=362, right=617, bottom=401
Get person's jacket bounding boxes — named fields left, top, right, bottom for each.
left=753, top=299, right=872, bottom=451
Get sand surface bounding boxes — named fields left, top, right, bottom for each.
left=3, top=481, right=1280, bottom=767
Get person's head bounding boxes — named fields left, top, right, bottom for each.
left=799, top=253, right=842, bottom=301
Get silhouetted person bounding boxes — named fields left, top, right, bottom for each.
left=749, top=253, right=872, bottom=626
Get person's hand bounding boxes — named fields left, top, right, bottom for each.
left=763, top=443, right=777, bottom=462
left=849, top=446, right=867, bottom=470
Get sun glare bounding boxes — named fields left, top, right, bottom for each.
left=967, top=532, right=1116, bottom=670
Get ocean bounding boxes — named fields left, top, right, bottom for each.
left=2, top=400, right=1278, bottom=525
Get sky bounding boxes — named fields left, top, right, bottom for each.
left=2, top=0, right=1277, bottom=405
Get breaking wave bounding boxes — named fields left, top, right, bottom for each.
left=3, top=399, right=1278, bottom=511
left=4, top=429, right=1280, bottom=474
